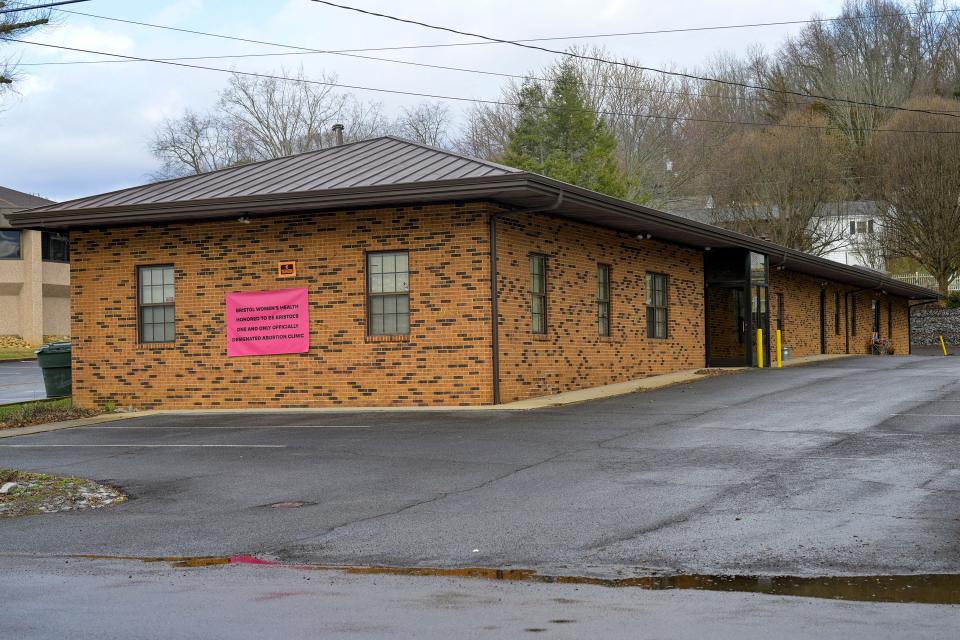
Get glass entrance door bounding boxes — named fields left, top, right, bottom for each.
left=749, top=252, right=770, bottom=367
left=751, top=284, right=769, bottom=367
left=705, top=249, right=770, bottom=368
left=706, top=283, right=749, bottom=367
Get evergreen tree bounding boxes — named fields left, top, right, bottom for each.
left=502, top=63, right=628, bottom=198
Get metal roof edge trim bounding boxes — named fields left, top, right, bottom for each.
left=6, top=175, right=538, bottom=226
left=8, top=170, right=939, bottom=299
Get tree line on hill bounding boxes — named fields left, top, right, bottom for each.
left=0, top=1, right=869, bottom=297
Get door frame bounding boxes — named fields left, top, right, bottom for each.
left=819, top=289, right=827, bottom=354
left=705, top=281, right=751, bottom=368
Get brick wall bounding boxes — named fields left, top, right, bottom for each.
left=768, top=269, right=910, bottom=357
left=70, top=200, right=914, bottom=410
left=494, top=212, right=705, bottom=403
left=70, top=203, right=495, bottom=409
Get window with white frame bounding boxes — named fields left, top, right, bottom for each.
left=367, top=251, right=410, bottom=335
left=138, top=265, right=175, bottom=343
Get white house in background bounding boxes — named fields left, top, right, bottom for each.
left=663, top=197, right=886, bottom=271
left=816, top=201, right=885, bottom=270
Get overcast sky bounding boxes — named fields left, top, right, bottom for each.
left=1, top=0, right=844, bottom=202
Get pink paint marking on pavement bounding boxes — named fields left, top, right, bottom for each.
left=229, top=554, right=280, bottom=566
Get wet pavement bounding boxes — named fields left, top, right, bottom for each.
left=2, top=555, right=957, bottom=640
left=0, top=359, right=46, bottom=404
left=2, top=355, right=959, bottom=636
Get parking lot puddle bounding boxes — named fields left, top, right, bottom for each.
left=27, top=554, right=957, bottom=604
left=226, top=557, right=960, bottom=605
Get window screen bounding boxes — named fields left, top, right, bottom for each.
left=138, top=265, right=175, bottom=343
left=645, top=273, right=668, bottom=339
left=597, top=264, right=610, bottom=337
left=41, top=231, right=69, bottom=263
left=368, top=252, right=410, bottom=335
left=530, top=254, right=547, bottom=334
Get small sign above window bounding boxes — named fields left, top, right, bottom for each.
left=278, top=261, right=297, bottom=278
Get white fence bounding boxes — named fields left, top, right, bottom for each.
left=891, top=273, right=960, bottom=292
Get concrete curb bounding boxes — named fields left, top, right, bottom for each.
left=780, top=354, right=858, bottom=368
left=0, top=412, right=155, bottom=439
left=0, top=354, right=860, bottom=436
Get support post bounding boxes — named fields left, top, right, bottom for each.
left=940, top=335, right=948, bottom=356
left=756, top=329, right=764, bottom=369
left=776, top=329, right=782, bottom=368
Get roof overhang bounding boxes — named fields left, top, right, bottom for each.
left=7, top=173, right=939, bottom=300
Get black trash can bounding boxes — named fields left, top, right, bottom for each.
left=36, top=342, right=72, bottom=398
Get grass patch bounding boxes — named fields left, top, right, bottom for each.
left=0, top=468, right=125, bottom=517
left=0, top=398, right=99, bottom=430
left=0, top=348, right=37, bottom=361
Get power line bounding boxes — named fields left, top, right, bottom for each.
left=310, top=0, right=960, bottom=119
left=53, top=4, right=960, bottom=52
left=16, top=43, right=814, bottom=112
left=5, top=35, right=959, bottom=136
left=17, top=9, right=958, bottom=115
left=0, top=0, right=88, bottom=13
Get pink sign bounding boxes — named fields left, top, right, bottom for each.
left=225, top=288, right=310, bottom=357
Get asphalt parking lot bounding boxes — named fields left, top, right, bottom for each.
left=0, top=360, right=46, bottom=404
left=2, top=354, right=959, bottom=579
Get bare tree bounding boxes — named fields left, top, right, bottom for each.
left=456, top=86, right=521, bottom=159
left=850, top=216, right=890, bottom=270
left=762, top=0, right=960, bottom=194
left=219, top=68, right=351, bottom=159
left=871, top=96, right=960, bottom=297
left=151, top=68, right=392, bottom=177
left=150, top=111, right=246, bottom=179
left=706, top=110, right=850, bottom=255
left=456, top=48, right=699, bottom=204
left=1, top=2, right=52, bottom=100
left=393, top=102, right=451, bottom=147
left=564, top=47, right=697, bottom=204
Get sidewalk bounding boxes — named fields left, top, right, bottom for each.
left=500, top=353, right=854, bottom=409
left=0, top=354, right=856, bottom=438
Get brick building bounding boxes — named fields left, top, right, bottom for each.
left=9, top=137, right=936, bottom=409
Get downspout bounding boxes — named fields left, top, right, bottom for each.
left=490, top=192, right=564, bottom=405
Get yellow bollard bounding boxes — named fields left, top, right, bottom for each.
left=756, top=329, right=764, bottom=369
left=776, top=329, right=783, bottom=369
left=940, top=335, right=949, bottom=356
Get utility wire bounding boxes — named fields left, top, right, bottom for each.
left=310, top=0, right=960, bottom=119
left=0, top=0, right=88, bottom=13
left=4, top=36, right=959, bottom=136
left=17, top=8, right=960, bottom=113
left=17, top=42, right=820, bottom=112
left=53, top=4, right=960, bottom=51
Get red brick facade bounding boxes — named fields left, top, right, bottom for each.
left=69, top=201, right=913, bottom=409
left=70, top=203, right=496, bottom=409
left=495, top=212, right=705, bottom=403
left=769, top=269, right=910, bottom=359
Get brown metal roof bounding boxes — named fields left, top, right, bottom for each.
left=22, top=136, right=519, bottom=213
left=8, top=136, right=938, bottom=300
left=0, top=186, right=53, bottom=209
